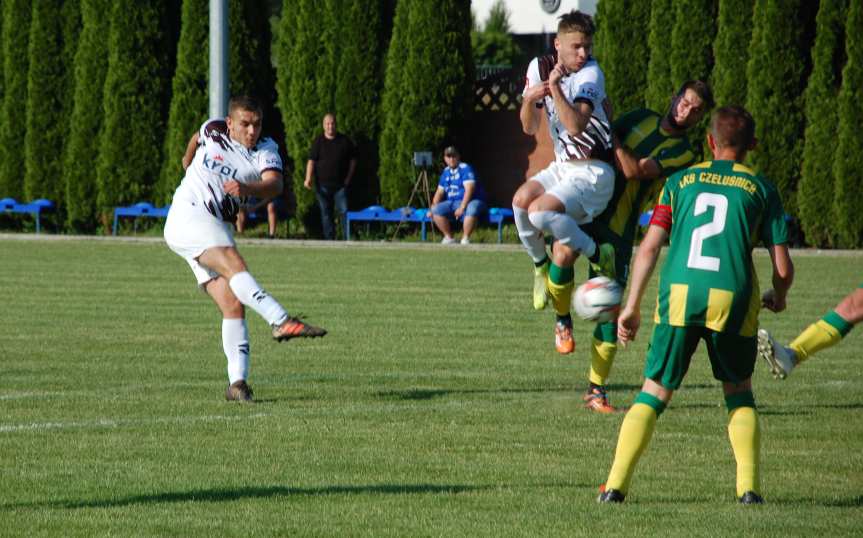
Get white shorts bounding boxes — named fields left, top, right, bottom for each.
left=530, top=160, right=615, bottom=224
left=164, top=200, right=235, bottom=286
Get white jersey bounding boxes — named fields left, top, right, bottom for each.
left=171, top=118, right=283, bottom=221
left=523, top=55, right=612, bottom=164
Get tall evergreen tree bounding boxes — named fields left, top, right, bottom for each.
left=670, top=0, right=716, bottom=87
left=377, top=0, right=411, bottom=209
left=644, top=0, right=675, bottom=112
left=594, top=0, right=651, bottom=114
left=379, top=0, right=473, bottom=209
left=96, top=2, right=172, bottom=226
left=798, top=0, right=847, bottom=247
left=833, top=0, right=863, bottom=247
left=670, top=0, right=716, bottom=152
left=158, top=0, right=278, bottom=206
left=274, top=0, right=298, bottom=170
left=283, top=0, right=326, bottom=226
left=24, top=0, right=77, bottom=204
left=157, top=0, right=208, bottom=205
left=471, top=0, right=523, bottom=67
left=334, top=0, right=384, bottom=208
left=316, top=0, right=338, bottom=118
left=64, top=0, right=110, bottom=232
left=711, top=0, right=754, bottom=108
left=0, top=0, right=29, bottom=200
left=745, top=0, right=813, bottom=214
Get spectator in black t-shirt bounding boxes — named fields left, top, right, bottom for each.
left=303, top=113, right=357, bottom=239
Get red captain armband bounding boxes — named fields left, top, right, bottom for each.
left=649, top=204, right=672, bottom=231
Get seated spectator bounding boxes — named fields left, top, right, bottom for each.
left=430, top=146, right=487, bottom=244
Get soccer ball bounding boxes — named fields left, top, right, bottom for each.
left=573, top=276, right=623, bottom=323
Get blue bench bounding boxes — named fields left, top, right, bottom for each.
left=345, top=206, right=431, bottom=240
left=345, top=205, right=514, bottom=243
left=112, top=202, right=171, bottom=235
left=0, top=198, right=55, bottom=233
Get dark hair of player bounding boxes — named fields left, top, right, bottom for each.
left=557, top=10, right=595, bottom=36
left=711, top=106, right=756, bottom=150
left=677, top=80, right=715, bottom=111
left=228, top=95, right=263, bottom=116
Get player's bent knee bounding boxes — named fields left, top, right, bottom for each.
left=513, top=182, right=543, bottom=209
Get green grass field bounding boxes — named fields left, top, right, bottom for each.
left=0, top=236, right=860, bottom=537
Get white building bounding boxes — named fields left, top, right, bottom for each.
left=472, top=0, right=599, bottom=35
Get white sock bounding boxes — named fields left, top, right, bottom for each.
left=513, top=204, right=548, bottom=263
left=528, top=210, right=596, bottom=257
left=222, top=318, right=249, bottom=384
left=228, top=271, right=288, bottom=326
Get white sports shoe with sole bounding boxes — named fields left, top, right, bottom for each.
left=757, top=329, right=796, bottom=379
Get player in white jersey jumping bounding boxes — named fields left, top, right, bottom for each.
left=512, top=10, right=615, bottom=353
left=164, top=96, right=326, bottom=403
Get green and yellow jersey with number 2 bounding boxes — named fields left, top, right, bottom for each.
left=651, top=160, right=789, bottom=336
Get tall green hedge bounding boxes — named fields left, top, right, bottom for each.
left=334, top=0, right=384, bottom=208
left=670, top=0, right=716, bottom=152
left=281, top=0, right=326, bottom=229
left=64, top=0, right=110, bottom=232
left=378, top=0, right=473, bottom=209
left=156, top=0, right=208, bottom=206
left=377, top=0, right=410, bottom=210
left=711, top=0, right=754, bottom=108
left=594, top=0, right=651, bottom=114
left=24, top=0, right=78, bottom=204
left=96, top=2, right=172, bottom=226
left=158, top=0, right=278, bottom=206
left=315, top=0, right=338, bottom=120
left=798, top=0, right=847, bottom=247
left=0, top=0, right=29, bottom=200
left=745, top=0, right=811, bottom=214
left=644, top=0, right=675, bottom=112
left=833, top=0, right=863, bottom=248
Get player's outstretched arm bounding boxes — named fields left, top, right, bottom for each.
left=618, top=224, right=667, bottom=344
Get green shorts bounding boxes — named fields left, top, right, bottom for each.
left=644, top=324, right=757, bottom=389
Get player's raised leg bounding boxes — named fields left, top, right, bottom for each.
left=513, top=180, right=551, bottom=309
left=759, top=287, right=861, bottom=379
left=197, top=246, right=326, bottom=341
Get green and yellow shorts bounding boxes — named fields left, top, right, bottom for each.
left=644, top=324, right=757, bottom=389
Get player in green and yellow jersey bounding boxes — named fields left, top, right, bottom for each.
left=598, top=106, right=795, bottom=505
left=758, top=285, right=862, bottom=379
left=546, top=80, right=714, bottom=413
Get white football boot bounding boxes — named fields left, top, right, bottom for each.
left=757, top=329, right=797, bottom=379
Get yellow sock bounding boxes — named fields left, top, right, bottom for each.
left=589, top=338, right=617, bottom=385
left=547, top=263, right=574, bottom=316
left=727, top=406, right=760, bottom=497
left=606, top=401, right=659, bottom=494
left=789, top=319, right=843, bottom=364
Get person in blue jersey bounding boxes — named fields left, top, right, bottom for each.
left=430, top=146, right=488, bottom=244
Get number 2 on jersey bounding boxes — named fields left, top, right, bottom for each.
left=687, top=193, right=728, bottom=271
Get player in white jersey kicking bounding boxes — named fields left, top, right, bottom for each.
left=513, top=10, right=615, bottom=353
left=164, top=95, right=326, bottom=403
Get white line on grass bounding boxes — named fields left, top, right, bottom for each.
left=3, top=233, right=861, bottom=256
left=0, top=412, right=271, bottom=434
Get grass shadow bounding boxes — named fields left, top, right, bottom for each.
left=14, top=483, right=489, bottom=511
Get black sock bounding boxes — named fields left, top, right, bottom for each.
left=556, top=313, right=572, bottom=327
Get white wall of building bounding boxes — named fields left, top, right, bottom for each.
left=472, top=0, right=599, bottom=35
